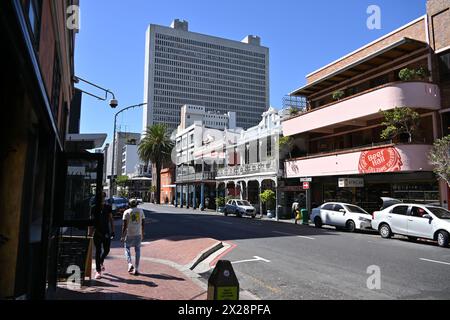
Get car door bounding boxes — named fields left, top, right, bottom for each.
left=320, top=204, right=335, bottom=224
left=332, top=204, right=347, bottom=226
left=407, top=206, right=434, bottom=239
left=387, top=205, right=409, bottom=235
left=231, top=200, right=238, bottom=214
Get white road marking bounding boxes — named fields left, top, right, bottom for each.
left=272, top=231, right=315, bottom=240
left=232, top=256, right=271, bottom=264
left=216, top=220, right=233, bottom=225
left=419, top=258, right=450, bottom=266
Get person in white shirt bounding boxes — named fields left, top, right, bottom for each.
left=121, top=199, right=145, bottom=275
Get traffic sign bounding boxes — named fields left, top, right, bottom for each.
left=300, top=177, right=312, bottom=182
left=303, top=182, right=310, bottom=190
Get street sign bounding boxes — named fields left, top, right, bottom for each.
left=303, top=182, right=310, bottom=190
left=338, top=178, right=364, bottom=188
left=207, top=260, right=239, bottom=300
left=300, top=177, right=312, bottom=182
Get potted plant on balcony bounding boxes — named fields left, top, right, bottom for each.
left=380, top=107, right=420, bottom=143
left=398, top=66, right=430, bottom=81
left=260, top=189, right=276, bottom=218
left=332, top=90, right=345, bottom=101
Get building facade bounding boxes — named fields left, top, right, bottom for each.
left=142, top=19, right=270, bottom=132
left=178, top=104, right=237, bottom=131
left=282, top=1, right=450, bottom=214
left=0, top=0, right=80, bottom=299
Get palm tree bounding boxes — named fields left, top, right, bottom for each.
left=138, top=124, right=174, bottom=204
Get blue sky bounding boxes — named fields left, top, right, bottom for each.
left=76, top=0, right=426, bottom=146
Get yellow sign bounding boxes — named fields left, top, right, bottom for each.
left=217, top=286, right=238, bottom=300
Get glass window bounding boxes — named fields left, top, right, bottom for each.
left=391, top=205, right=408, bottom=215
left=410, top=206, right=427, bottom=218
left=322, top=204, right=334, bottom=210
left=426, top=207, right=450, bottom=219
left=345, top=205, right=368, bottom=214
left=333, top=204, right=345, bottom=212
left=439, top=51, right=450, bottom=82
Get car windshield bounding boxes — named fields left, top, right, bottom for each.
left=237, top=201, right=251, bottom=206
left=345, top=205, right=369, bottom=214
left=114, top=198, right=128, bottom=204
left=426, top=207, right=450, bottom=219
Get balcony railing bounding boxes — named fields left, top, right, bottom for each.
left=282, top=81, right=441, bottom=137
left=176, top=171, right=216, bottom=183
left=217, top=159, right=278, bottom=178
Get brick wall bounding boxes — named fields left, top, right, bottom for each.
left=427, top=0, right=450, bottom=52
left=307, top=18, right=427, bottom=84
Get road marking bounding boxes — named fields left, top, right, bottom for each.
left=216, top=220, right=233, bottom=225
left=232, top=256, right=271, bottom=264
left=419, top=258, right=450, bottom=266
left=272, top=231, right=315, bottom=240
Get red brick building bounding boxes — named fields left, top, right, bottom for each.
left=0, top=0, right=79, bottom=299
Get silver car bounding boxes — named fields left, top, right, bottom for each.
left=224, top=199, right=256, bottom=218
left=372, top=202, right=450, bottom=247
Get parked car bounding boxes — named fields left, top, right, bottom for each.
left=224, top=199, right=256, bottom=218
left=107, top=197, right=129, bottom=218
left=372, top=201, right=450, bottom=247
left=311, top=202, right=372, bottom=232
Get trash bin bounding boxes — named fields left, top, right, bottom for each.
left=301, top=209, right=309, bottom=225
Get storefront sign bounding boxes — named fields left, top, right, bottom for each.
left=358, top=147, right=403, bottom=174
left=338, top=178, right=364, bottom=188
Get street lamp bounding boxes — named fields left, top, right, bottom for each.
left=110, top=103, right=147, bottom=197
left=73, top=76, right=118, bottom=108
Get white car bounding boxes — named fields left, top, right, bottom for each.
left=311, top=202, right=372, bottom=232
left=372, top=203, right=450, bottom=247
left=224, top=199, right=257, bottom=218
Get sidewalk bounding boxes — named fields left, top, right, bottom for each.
left=53, top=237, right=221, bottom=300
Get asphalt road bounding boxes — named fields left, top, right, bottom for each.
left=138, top=203, right=450, bottom=300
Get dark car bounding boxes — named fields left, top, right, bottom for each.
left=107, top=197, right=129, bottom=218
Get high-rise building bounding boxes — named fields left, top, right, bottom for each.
left=142, top=19, right=269, bottom=132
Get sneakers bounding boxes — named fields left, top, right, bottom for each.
left=101, top=264, right=105, bottom=272
left=133, top=269, right=140, bottom=276
left=128, top=264, right=134, bottom=274
left=94, top=272, right=102, bottom=280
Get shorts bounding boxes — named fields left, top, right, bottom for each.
left=125, top=235, right=142, bottom=247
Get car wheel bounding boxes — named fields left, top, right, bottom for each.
left=379, top=224, right=392, bottom=239
left=223, top=209, right=228, bottom=216
left=314, top=217, right=323, bottom=228
left=436, top=231, right=449, bottom=248
left=407, top=236, right=418, bottom=242
left=346, top=220, right=356, bottom=233
left=251, top=215, right=256, bottom=219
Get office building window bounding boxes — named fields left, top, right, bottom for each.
left=24, top=0, right=43, bottom=50
left=439, top=51, right=450, bottom=82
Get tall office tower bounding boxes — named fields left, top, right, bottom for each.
left=142, top=19, right=270, bottom=132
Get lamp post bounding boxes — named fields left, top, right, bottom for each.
left=109, top=103, right=147, bottom=197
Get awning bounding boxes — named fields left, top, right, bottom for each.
left=65, top=133, right=107, bottom=151
left=290, top=38, right=428, bottom=97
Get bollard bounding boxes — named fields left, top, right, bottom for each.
left=207, top=260, right=239, bottom=300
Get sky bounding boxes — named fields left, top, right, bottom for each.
left=75, top=0, right=426, bottom=146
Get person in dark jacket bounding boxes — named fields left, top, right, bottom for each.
left=92, top=192, right=115, bottom=279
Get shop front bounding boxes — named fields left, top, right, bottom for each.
left=285, top=144, right=444, bottom=213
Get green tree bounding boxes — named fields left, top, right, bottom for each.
left=260, top=189, right=276, bottom=212
left=116, top=175, right=129, bottom=198
left=429, top=135, right=450, bottom=188
left=278, top=136, right=294, bottom=159
left=139, top=124, right=174, bottom=204
left=380, top=107, right=420, bottom=143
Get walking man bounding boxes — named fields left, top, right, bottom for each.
left=93, top=192, right=115, bottom=279
left=121, top=199, right=145, bottom=275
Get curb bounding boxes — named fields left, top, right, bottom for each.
left=188, top=241, right=224, bottom=271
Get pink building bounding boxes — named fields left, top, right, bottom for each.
left=282, top=4, right=450, bottom=213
